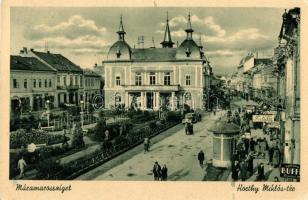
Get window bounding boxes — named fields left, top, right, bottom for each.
left=33, top=79, right=36, bottom=88
left=57, top=76, right=60, bottom=85
left=75, top=75, right=78, bottom=86
left=44, top=79, right=47, bottom=87
left=70, top=75, right=73, bottom=86
left=116, top=76, right=121, bottom=86
left=39, top=79, right=42, bottom=88
left=49, top=79, right=52, bottom=87
left=185, top=75, right=191, bottom=86
left=149, top=72, right=156, bottom=85
left=135, top=72, right=142, bottom=86
left=63, top=76, right=67, bottom=86
left=24, top=79, right=27, bottom=88
left=164, top=72, right=171, bottom=85
left=80, top=76, right=83, bottom=87
left=13, top=79, right=18, bottom=88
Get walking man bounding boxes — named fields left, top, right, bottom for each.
left=144, top=137, right=150, bottom=153
left=17, top=156, right=27, bottom=178
left=152, top=161, right=161, bottom=181
left=198, top=150, right=205, bottom=167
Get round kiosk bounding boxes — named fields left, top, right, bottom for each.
left=208, top=119, right=240, bottom=168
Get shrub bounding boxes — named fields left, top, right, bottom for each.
left=36, top=158, right=62, bottom=178
left=165, top=111, right=182, bottom=122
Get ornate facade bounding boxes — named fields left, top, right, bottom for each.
left=103, top=13, right=211, bottom=111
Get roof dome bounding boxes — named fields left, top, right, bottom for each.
left=107, top=41, right=131, bottom=61
left=176, top=39, right=201, bottom=59
left=208, top=118, right=240, bottom=135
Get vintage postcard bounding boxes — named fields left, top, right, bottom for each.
left=0, top=0, right=307, bottom=199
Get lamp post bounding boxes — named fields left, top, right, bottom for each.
left=46, top=100, right=51, bottom=127
left=80, top=100, right=84, bottom=129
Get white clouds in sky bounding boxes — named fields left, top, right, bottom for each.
left=157, top=14, right=273, bottom=59
left=25, top=15, right=109, bottom=54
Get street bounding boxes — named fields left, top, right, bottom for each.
left=77, top=111, right=224, bottom=181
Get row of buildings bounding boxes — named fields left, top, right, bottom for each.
left=11, top=12, right=215, bottom=116
left=229, top=8, right=300, bottom=165
left=230, top=53, right=276, bottom=104
left=10, top=48, right=103, bottom=115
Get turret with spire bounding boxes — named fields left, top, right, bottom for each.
left=117, top=15, right=126, bottom=41
left=161, top=12, right=174, bottom=48
left=185, top=11, right=194, bottom=40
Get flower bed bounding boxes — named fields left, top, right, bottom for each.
left=10, top=129, right=68, bottom=149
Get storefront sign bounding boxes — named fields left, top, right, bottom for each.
left=267, top=121, right=280, bottom=128
left=263, top=111, right=277, bottom=115
left=252, top=115, right=275, bottom=122
left=280, top=164, right=300, bottom=178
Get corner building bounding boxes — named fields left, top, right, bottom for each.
left=103, top=14, right=209, bottom=111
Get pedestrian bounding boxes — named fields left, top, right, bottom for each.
left=259, top=137, right=267, bottom=158
left=185, top=122, right=188, bottom=135
left=255, top=138, right=261, bottom=157
left=198, top=150, right=205, bottom=167
left=239, top=160, right=247, bottom=181
left=231, top=160, right=239, bottom=181
left=246, top=154, right=254, bottom=177
left=161, top=164, right=168, bottom=181
left=152, top=161, right=162, bottom=181
left=249, top=138, right=256, bottom=152
left=104, top=129, right=109, bottom=141
left=272, top=146, right=281, bottom=168
left=257, top=163, right=265, bottom=181
left=144, top=137, right=150, bottom=153
left=17, top=156, right=27, bottom=178
left=268, top=139, right=274, bottom=166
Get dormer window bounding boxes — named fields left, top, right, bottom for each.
left=185, top=48, right=191, bottom=57
left=116, top=49, right=121, bottom=58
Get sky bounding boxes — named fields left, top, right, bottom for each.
left=11, top=7, right=286, bottom=75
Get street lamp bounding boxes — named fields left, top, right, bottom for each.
left=80, top=100, right=84, bottom=129
left=46, top=100, right=51, bottom=127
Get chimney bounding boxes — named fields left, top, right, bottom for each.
left=23, top=47, right=28, bottom=54
left=47, top=50, right=50, bottom=54
left=94, top=63, right=98, bottom=68
left=30, top=48, right=34, bottom=52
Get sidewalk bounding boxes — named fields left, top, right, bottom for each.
left=227, top=128, right=280, bottom=182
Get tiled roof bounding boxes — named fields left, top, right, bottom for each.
left=10, top=55, right=55, bottom=72
left=84, top=69, right=101, bottom=77
left=131, top=48, right=177, bottom=61
left=32, top=51, right=83, bottom=72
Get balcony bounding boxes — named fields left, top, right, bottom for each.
left=122, top=84, right=180, bottom=92
left=57, top=85, right=79, bottom=90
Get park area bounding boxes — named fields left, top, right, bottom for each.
left=10, top=107, right=183, bottom=180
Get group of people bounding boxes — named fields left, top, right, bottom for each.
left=230, top=107, right=282, bottom=182
left=152, top=161, right=168, bottom=181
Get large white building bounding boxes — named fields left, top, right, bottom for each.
left=103, top=14, right=211, bottom=111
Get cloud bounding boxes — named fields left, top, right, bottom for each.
left=206, top=50, right=244, bottom=57
left=157, top=14, right=274, bottom=53
left=32, top=36, right=111, bottom=52
left=24, top=15, right=110, bottom=55
left=25, top=15, right=107, bottom=40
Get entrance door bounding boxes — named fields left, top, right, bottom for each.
left=146, top=92, right=154, bottom=109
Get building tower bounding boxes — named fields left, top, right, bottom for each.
left=117, top=15, right=126, bottom=41
left=160, top=12, right=174, bottom=48
left=185, top=11, right=194, bottom=40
